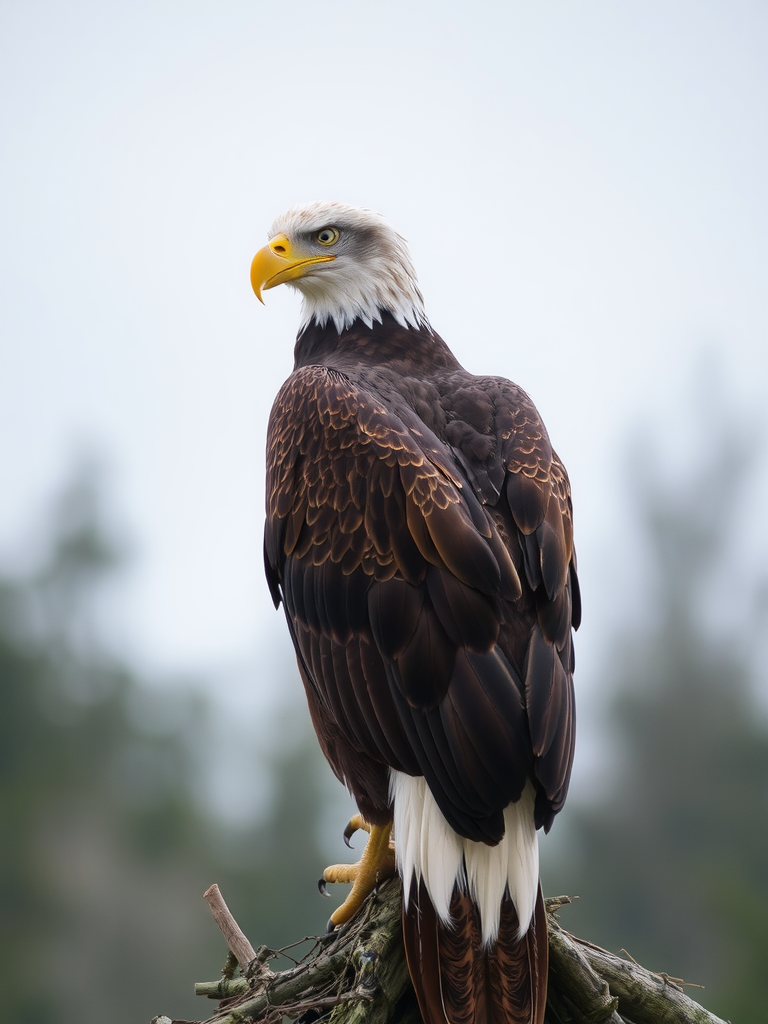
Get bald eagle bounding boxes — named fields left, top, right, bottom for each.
left=251, top=202, right=579, bottom=1024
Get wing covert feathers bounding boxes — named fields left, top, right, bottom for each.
left=266, top=362, right=577, bottom=837
left=403, top=879, right=548, bottom=1024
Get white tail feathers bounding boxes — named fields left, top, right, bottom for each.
left=390, top=771, right=539, bottom=945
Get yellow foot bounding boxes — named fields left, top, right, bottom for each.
left=319, top=818, right=395, bottom=930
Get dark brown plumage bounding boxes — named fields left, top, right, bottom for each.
left=253, top=203, right=579, bottom=1024
left=402, top=880, right=549, bottom=1024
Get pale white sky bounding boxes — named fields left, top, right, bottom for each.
left=1, top=1, right=766, bottom=741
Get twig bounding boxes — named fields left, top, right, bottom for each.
left=203, top=883, right=257, bottom=971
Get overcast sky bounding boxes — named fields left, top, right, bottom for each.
left=2, top=1, right=766, bottom=736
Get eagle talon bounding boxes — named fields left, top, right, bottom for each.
left=318, top=878, right=331, bottom=897
left=343, top=814, right=370, bottom=849
left=321, top=821, right=395, bottom=929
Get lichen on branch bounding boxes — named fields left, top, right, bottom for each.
left=152, top=882, right=728, bottom=1024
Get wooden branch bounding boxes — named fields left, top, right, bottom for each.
left=152, top=883, right=729, bottom=1024
left=203, top=884, right=257, bottom=971
left=544, top=902, right=727, bottom=1024
left=545, top=910, right=623, bottom=1024
left=561, top=930, right=726, bottom=1024
left=192, top=877, right=415, bottom=1024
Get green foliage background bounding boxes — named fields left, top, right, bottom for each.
left=1, top=389, right=766, bottom=1023
left=0, top=466, right=350, bottom=1024
left=543, top=401, right=768, bottom=1023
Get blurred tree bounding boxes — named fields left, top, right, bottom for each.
left=547, top=390, right=768, bottom=1024
left=217, top=700, right=357, bottom=954
left=0, top=459, right=345, bottom=1024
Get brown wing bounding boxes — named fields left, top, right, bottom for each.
left=265, top=364, right=578, bottom=839
left=437, top=372, right=578, bottom=830
left=491, top=384, right=579, bottom=830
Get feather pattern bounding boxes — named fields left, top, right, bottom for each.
left=259, top=203, right=579, bottom=1024
left=392, top=772, right=539, bottom=944
left=402, top=878, right=549, bottom=1024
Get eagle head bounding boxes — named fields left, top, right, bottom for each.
left=250, top=201, right=427, bottom=334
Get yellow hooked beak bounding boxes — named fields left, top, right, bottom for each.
left=250, top=233, right=336, bottom=303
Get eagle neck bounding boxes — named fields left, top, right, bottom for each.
left=294, top=312, right=461, bottom=374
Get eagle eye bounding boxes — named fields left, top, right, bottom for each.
left=315, top=227, right=340, bottom=246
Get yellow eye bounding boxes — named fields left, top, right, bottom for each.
left=315, top=227, right=340, bottom=246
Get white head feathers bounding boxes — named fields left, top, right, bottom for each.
left=266, top=201, right=429, bottom=334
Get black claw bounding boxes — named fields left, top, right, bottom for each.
left=343, top=822, right=357, bottom=848
left=326, top=917, right=337, bottom=934
left=318, top=878, right=330, bottom=897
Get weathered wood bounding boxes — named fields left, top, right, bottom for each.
left=153, top=882, right=729, bottom=1024
left=545, top=913, right=623, bottom=1024
left=203, top=884, right=257, bottom=972
left=564, top=931, right=728, bottom=1024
